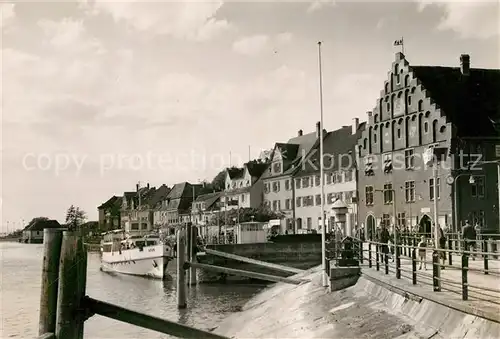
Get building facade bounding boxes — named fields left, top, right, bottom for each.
left=357, top=53, right=500, bottom=238
left=97, top=195, right=121, bottom=231
left=222, top=161, right=268, bottom=213
left=261, top=126, right=319, bottom=233
left=294, top=121, right=364, bottom=235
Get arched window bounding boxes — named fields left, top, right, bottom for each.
left=385, top=82, right=389, bottom=94
left=404, top=74, right=410, bottom=87
left=418, top=100, right=423, bottom=111
left=374, top=114, right=379, bottom=123
left=424, top=121, right=429, bottom=133
left=432, top=119, right=438, bottom=142
left=363, top=138, right=367, bottom=149
left=418, top=114, right=423, bottom=145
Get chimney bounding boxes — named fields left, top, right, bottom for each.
left=460, top=54, right=470, bottom=76
left=352, top=118, right=359, bottom=135
left=316, top=121, right=321, bottom=137
left=136, top=183, right=139, bottom=192
left=298, top=129, right=303, bottom=137
left=147, top=183, right=150, bottom=189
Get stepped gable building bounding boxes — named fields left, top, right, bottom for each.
left=357, top=52, right=500, bottom=239
left=260, top=124, right=319, bottom=233
left=294, top=120, right=365, bottom=234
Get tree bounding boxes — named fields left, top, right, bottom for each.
left=210, top=168, right=229, bottom=192
left=65, top=205, right=87, bottom=231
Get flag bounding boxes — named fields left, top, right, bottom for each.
left=394, top=38, right=403, bottom=46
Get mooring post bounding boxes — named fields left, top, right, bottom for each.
left=55, top=231, right=88, bottom=339
left=186, top=223, right=192, bottom=285
left=189, top=225, right=198, bottom=286
left=39, top=228, right=63, bottom=336
left=177, top=229, right=187, bottom=309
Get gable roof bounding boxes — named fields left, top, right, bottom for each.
left=98, top=196, right=120, bottom=209
left=245, top=161, right=268, bottom=179
left=287, top=131, right=318, bottom=162
left=274, top=143, right=300, bottom=161
left=410, top=65, right=500, bottom=137
left=295, top=123, right=366, bottom=176
left=194, top=191, right=222, bottom=210
left=26, top=219, right=61, bottom=231
left=227, top=167, right=245, bottom=180
left=148, top=184, right=170, bottom=207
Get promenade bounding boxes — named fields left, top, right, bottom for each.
left=361, top=242, right=500, bottom=323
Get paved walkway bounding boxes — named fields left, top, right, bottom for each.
left=360, top=243, right=500, bottom=320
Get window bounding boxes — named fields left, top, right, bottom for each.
left=424, top=122, right=429, bottom=133
left=418, top=100, right=423, bottom=111
left=384, top=183, right=393, bottom=204
left=381, top=214, right=391, bottom=227
left=397, top=212, right=406, bottom=227
left=326, top=173, right=332, bottom=184
left=404, top=149, right=414, bottom=170
left=307, top=218, right=312, bottom=230
left=272, top=181, right=279, bottom=192
left=285, top=199, right=291, bottom=210
left=296, top=197, right=301, bottom=207
left=397, top=129, right=401, bottom=139
left=429, top=178, right=441, bottom=200
left=272, top=200, right=278, bottom=211
left=407, top=96, right=412, bottom=106
left=315, top=175, right=320, bottom=186
left=405, top=181, right=416, bottom=202
left=285, top=180, right=290, bottom=190
left=365, top=186, right=374, bottom=206
left=302, top=177, right=310, bottom=188
left=383, top=153, right=393, bottom=173
left=344, top=170, right=353, bottom=182
left=273, top=162, right=281, bottom=173
left=327, top=193, right=334, bottom=204
left=295, top=178, right=301, bottom=189
left=479, top=210, right=485, bottom=227
left=364, top=156, right=374, bottom=176
left=303, top=195, right=314, bottom=207
left=374, top=133, right=377, bottom=143
left=344, top=191, right=353, bottom=202
left=315, top=194, right=321, bottom=206
left=471, top=176, right=485, bottom=198
left=335, top=172, right=343, bottom=183
left=241, top=194, right=245, bottom=202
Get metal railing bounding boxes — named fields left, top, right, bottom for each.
left=358, top=239, right=500, bottom=305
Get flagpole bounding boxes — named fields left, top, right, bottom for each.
left=318, top=41, right=328, bottom=287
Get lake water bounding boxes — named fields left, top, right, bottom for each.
left=0, top=242, right=265, bottom=338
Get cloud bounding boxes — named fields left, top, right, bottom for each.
left=232, top=32, right=292, bottom=56
left=0, top=3, right=15, bottom=28
left=232, top=34, right=270, bottom=56
left=78, top=0, right=231, bottom=41
left=417, top=1, right=499, bottom=40
left=307, top=0, right=336, bottom=13
left=276, top=32, right=293, bottom=44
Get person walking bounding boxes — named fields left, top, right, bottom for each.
left=462, top=220, right=476, bottom=260
left=380, top=225, right=390, bottom=264
left=437, top=224, right=446, bottom=269
left=417, top=235, right=427, bottom=270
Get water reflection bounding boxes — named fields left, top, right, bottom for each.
left=2, top=243, right=264, bottom=338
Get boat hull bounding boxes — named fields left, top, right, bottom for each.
left=101, top=244, right=172, bottom=279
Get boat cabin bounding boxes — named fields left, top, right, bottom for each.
left=101, top=231, right=161, bottom=253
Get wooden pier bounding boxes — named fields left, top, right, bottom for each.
left=37, top=225, right=304, bottom=339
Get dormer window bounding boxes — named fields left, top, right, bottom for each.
left=232, top=182, right=236, bottom=188
left=364, top=156, right=374, bottom=176
left=246, top=180, right=250, bottom=186
left=227, top=184, right=230, bottom=189
left=239, top=182, right=243, bottom=187
left=383, top=153, right=393, bottom=173
left=273, top=162, right=281, bottom=174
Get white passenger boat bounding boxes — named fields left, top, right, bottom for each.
left=100, top=230, right=174, bottom=279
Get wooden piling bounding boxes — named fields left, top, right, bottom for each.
left=186, top=223, right=191, bottom=284
left=188, top=262, right=307, bottom=285
left=83, top=296, right=229, bottom=339
left=177, top=229, right=187, bottom=309
left=38, top=228, right=63, bottom=336
left=204, top=248, right=304, bottom=274
left=189, top=225, right=197, bottom=286
left=55, top=231, right=88, bottom=339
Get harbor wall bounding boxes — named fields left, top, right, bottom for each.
left=196, top=242, right=321, bottom=283
left=213, top=267, right=500, bottom=338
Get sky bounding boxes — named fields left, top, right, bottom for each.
left=1, top=0, right=499, bottom=229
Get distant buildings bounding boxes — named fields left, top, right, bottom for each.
left=96, top=52, right=500, bottom=237
left=22, top=219, right=62, bottom=243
